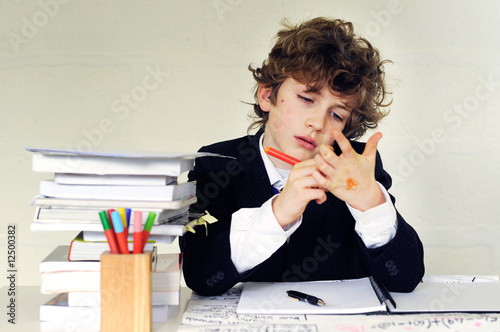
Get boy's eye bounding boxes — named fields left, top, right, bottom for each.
left=331, top=112, right=343, bottom=122
left=298, top=95, right=313, bottom=103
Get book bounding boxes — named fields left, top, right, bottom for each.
left=40, top=249, right=181, bottom=294
left=25, top=146, right=226, bottom=176
left=153, top=214, right=198, bottom=236
left=40, top=245, right=160, bottom=272
left=40, top=245, right=99, bottom=273
left=40, top=265, right=180, bottom=294
left=31, top=219, right=188, bottom=236
left=33, top=206, right=155, bottom=224
left=54, top=173, right=177, bottom=186
left=30, top=190, right=194, bottom=239
left=68, top=232, right=156, bottom=261
left=32, top=215, right=191, bottom=236
left=236, top=277, right=500, bottom=315
left=238, top=278, right=385, bottom=315
left=40, top=293, right=174, bottom=324
left=82, top=231, right=175, bottom=244
left=39, top=180, right=195, bottom=201
left=67, top=288, right=180, bottom=306
left=79, top=212, right=200, bottom=243
left=33, top=206, right=177, bottom=224
left=30, top=195, right=196, bottom=210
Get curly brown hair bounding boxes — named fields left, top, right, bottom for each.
left=248, top=17, right=392, bottom=140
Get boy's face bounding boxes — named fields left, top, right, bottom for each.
left=259, top=77, right=352, bottom=169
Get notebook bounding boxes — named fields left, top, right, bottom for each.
left=237, top=277, right=500, bottom=315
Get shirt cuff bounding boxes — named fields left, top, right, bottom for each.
left=230, top=195, right=302, bottom=273
left=347, top=182, right=398, bottom=249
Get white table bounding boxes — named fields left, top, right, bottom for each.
left=0, top=286, right=192, bottom=331
left=3, top=286, right=500, bottom=331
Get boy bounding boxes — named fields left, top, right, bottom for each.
left=180, top=17, right=424, bottom=296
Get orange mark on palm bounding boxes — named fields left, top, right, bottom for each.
left=346, top=177, right=359, bottom=191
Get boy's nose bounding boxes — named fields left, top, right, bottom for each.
left=305, top=109, right=326, bottom=131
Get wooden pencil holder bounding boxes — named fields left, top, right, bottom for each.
left=100, top=251, right=152, bottom=332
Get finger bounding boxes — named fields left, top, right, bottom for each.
left=362, top=132, right=383, bottom=158
left=290, top=175, right=322, bottom=191
left=280, top=185, right=327, bottom=210
left=311, top=169, right=341, bottom=192
left=315, top=145, right=337, bottom=167
left=315, top=191, right=328, bottom=205
left=294, top=158, right=317, bottom=168
left=290, top=163, right=320, bottom=180
left=282, top=169, right=322, bottom=193
left=332, top=128, right=355, bottom=157
left=314, top=153, right=339, bottom=180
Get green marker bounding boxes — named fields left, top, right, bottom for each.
left=142, top=212, right=157, bottom=251
left=99, top=211, right=119, bottom=254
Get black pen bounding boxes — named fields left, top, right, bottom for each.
left=369, top=276, right=397, bottom=309
left=286, top=290, right=326, bottom=306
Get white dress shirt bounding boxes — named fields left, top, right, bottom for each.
left=229, top=134, right=397, bottom=273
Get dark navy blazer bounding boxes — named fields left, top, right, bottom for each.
left=180, top=130, right=424, bottom=296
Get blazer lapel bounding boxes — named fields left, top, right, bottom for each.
left=234, top=131, right=276, bottom=207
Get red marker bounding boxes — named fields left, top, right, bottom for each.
left=106, top=209, right=115, bottom=230
left=99, top=211, right=119, bottom=254
left=133, top=211, right=143, bottom=254
left=111, top=211, right=130, bottom=254
left=142, top=212, right=157, bottom=252
left=264, top=146, right=300, bottom=165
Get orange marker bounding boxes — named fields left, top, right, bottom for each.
left=264, top=147, right=300, bottom=165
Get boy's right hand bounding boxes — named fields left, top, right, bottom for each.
left=271, top=159, right=327, bottom=228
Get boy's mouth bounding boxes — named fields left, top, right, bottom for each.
left=295, top=136, right=317, bottom=150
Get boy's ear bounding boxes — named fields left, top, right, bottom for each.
left=257, top=84, right=272, bottom=112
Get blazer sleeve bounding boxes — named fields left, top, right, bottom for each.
left=179, top=151, right=244, bottom=296
left=357, top=150, right=425, bottom=292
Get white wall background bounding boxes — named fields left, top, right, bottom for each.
left=0, top=0, right=499, bottom=288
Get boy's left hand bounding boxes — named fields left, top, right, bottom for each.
left=312, top=129, right=385, bottom=211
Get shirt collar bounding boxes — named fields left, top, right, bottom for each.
left=258, top=134, right=290, bottom=190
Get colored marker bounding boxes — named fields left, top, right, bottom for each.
left=98, top=211, right=119, bottom=254
left=111, top=210, right=130, bottom=254
left=264, top=146, right=300, bottom=165
left=125, top=208, right=132, bottom=227
left=142, top=212, right=157, bottom=251
left=133, top=211, right=143, bottom=254
left=106, top=209, right=115, bottom=230
left=117, top=207, right=129, bottom=236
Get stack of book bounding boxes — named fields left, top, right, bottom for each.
left=39, top=246, right=182, bottom=327
left=25, top=146, right=222, bottom=326
left=26, top=147, right=208, bottom=244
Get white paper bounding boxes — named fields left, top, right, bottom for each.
left=179, top=281, right=500, bottom=332
left=24, top=146, right=232, bottom=159
left=422, top=274, right=499, bottom=283
left=181, top=285, right=307, bottom=326
left=391, top=282, right=500, bottom=313
left=237, top=278, right=385, bottom=315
